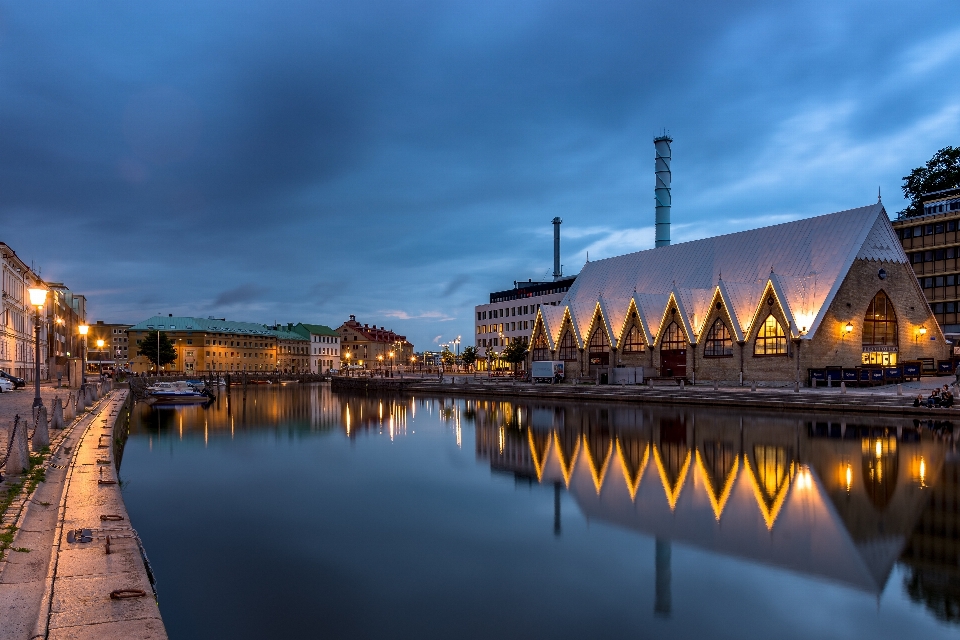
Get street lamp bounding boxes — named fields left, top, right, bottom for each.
left=96, top=339, right=105, bottom=378
left=78, top=324, right=89, bottom=387
left=28, top=287, right=47, bottom=409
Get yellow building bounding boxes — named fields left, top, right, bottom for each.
left=128, top=315, right=279, bottom=374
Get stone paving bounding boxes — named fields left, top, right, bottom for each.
left=0, top=385, right=77, bottom=465
left=0, top=390, right=166, bottom=640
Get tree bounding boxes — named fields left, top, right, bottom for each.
left=441, top=346, right=455, bottom=366
left=460, top=346, right=478, bottom=369
left=137, top=331, right=178, bottom=369
left=900, top=146, right=960, bottom=217
left=501, top=338, right=529, bottom=371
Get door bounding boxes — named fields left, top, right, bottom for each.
left=661, top=349, right=686, bottom=378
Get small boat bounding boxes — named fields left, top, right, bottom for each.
left=146, top=381, right=215, bottom=405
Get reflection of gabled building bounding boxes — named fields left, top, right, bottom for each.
left=474, top=403, right=947, bottom=598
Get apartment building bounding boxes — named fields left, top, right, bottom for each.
left=891, top=187, right=960, bottom=339
left=292, top=323, right=341, bottom=373
left=474, top=277, right=576, bottom=368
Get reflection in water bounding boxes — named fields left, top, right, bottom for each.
left=128, top=387, right=960, bottom=634
left=465, top=398, right=957, bottom=609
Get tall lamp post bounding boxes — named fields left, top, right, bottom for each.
left=78, top=324, right=89, bottom=389
left=28, top=287, right=48, bottom=409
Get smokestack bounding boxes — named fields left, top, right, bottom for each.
left=654, top=134, right=672, bottom=247
left=552, top=217, right=562, bottom=280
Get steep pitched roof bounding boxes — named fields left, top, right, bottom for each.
left=559, top=204, right=904, bottom=340
left=294, top=323, right=339, bottom=338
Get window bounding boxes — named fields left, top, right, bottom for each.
left=558, top=331, right=578, bottom=361
left=936, top=249, right=946, bottom=260
left=951, top=220, right=958, bottom=229
left=936, top=276, right=945, bottom=287
left=936, top=224, right=944, bottom=234
left=926, top=225, right=934, bottom=235
left=862, top=291, right=898, bottom=346
left=925, top=278, right=933, bottom=288
left=949, top=275, right=957, bottom=286
left=754, top=315, right=786, bottom=355
left=588, top=325, right=610, bottom=365
left=622, top=325, right=644, bottom=352
left=704, top=319, right=733, bottom=357
left=532, top=332, right=550, bottom=361
left=935, top=303, right=944, bottom=313
left=949, top=248, right=956, bottom=259
left=948, top=302, right=957, bottom=313
left=913, top=226, right=922, bottom=238
left=925, top=251, right=934, bottom=262
left=911, top=253, right=922, bottom=264
left=661, top=322, right=686, bottom=350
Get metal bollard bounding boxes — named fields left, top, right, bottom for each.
left=794, top=381, right=800, bottom=393
left=750, top=381, right=757, bottom=392
left=679, top=379, right=684, bottom=390
left=840, top=381, right=846, bottom=394
left=897, top=384, right=903, bottom=396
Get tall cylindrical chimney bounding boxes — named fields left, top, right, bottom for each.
left=552, top=216, right=562, bottom=280
left=654, top=135, right=672, bottom=248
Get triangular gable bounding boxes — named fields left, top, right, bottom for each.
left=604, top=296, right=635, bottom=350
left=768, top=273, right=799, bottom=337
left=715, top=281, right=745, bottom=342
left=856, top=212, right=910, bottom=263
left=742, top=275, right=798, bottom=340
left=658, top=290, right=694, bottom=345
left=595, top=297, right=617, bottom=349
left=634, top=293, right=671, bottom=346
left=539, top=304, right=567, bottom=349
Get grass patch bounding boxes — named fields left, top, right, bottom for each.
left=0, top=453, right=47, bottom=560
left=12, top=547, right=29, bottom=553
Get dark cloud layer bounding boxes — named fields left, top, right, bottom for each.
left=1, top=1, right=958, bottom=347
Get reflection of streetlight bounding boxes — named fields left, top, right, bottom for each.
left=28, top=287, right=48, bottom=409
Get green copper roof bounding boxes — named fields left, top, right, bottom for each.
left=293, top=323, right=339, bottom=338
left=129, top=315, right=277, bottom=335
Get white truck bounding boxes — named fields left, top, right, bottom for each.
left=531, top=360, right=564, bottom=384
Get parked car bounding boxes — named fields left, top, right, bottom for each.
left=0, top=371, right=25, bottom=389
left=0, top=378, right=14, bottom=393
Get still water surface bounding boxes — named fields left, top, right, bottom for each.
left=122, top=384, right=959, bottom=639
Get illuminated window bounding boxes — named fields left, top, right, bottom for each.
left=558, top=331, right=578, bottom=361
left=661, top=322, right=685, bottom=350
left=588, top=325, right=609, bottom=365
left=862, top=291, right=897, bottom=346
left=754, top=315, right=786, bottom=355
left=531, top=331, right=549, bottom=361
left=704, top=319, right=733, bottom=357
left=622, top=325, right=645, bottom=352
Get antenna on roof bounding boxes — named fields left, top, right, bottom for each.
left=878, top=186, right=882, bottom=203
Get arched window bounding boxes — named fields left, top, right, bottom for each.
left=588, top=325, right=610, bottom=365
left=862, top=291, right=898, bottom=346
left=532, top=331, right=550, bottom=361
left=661, top=322, right=686, bottom=350
left=704, top=319, right=733, bottom=357
left=862, top=291, right=898, bottom=365
left=754, top=315, right=786, bottom=355
left=622, top=325, right=645, bottom=352
left=558, top=331, right=578, bottom=361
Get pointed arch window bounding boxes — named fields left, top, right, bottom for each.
left=558, top=331, right=578, bottom=361
left=588, top=324, right=610, bottom=365
left=862, top=291, right=898, bottom=346
left=532, top=330, right=550, bottom=361
left=703, top=319, right=733, bottom=357
left=622, top=325, right=645, bottom=352
left=754, top=315, right=786, bottom=355
left=661, top=322, right=686, bottom=350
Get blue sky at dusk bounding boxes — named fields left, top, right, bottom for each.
left=2, top=1, right=958, bottom=348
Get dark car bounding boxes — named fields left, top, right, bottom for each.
left=0, top=371, right=26, bottom=389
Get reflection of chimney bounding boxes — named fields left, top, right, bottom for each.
left=654, top=134, right=672, bottom=248
left=655, top=538, right=671, bottom=617
left=553, top=482, right=562, bottom=536
left=552, top=217, right=562, bottom=281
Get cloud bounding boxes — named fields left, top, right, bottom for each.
left=381, top=310, right=455, bottom=321
left=212, top=284, right=267, bottom=307
left=441, top=275, right=470, bottom=297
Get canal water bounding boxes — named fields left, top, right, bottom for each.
left=122, top=384, right=959, bottom=639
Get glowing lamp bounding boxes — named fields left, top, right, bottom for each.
left=96, top=339, right=104, bottom=349
left=79, top=325, right=89, bottom=336
left=844, top=322, right=853, bottom=333
left=28, top=287, right=47, bottom=307
left=919, top=326, right=927, bottom=336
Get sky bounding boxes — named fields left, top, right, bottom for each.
left=2, top=1, right=959, bottom=349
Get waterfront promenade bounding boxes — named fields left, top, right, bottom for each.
left=332, top=373, right=960, bottom=417
left=0, top=389, right=166, bottom=640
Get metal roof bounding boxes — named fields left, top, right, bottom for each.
left=550, top=203, right=907, bottom=345
left=295, top=323, right=339, bottom=337
left=129, top=315, right=278, bottom=336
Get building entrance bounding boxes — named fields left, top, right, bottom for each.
left=660, top=322, right=687, bottom=377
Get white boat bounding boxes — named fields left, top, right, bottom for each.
left=146, top=381, right=215, bottom=405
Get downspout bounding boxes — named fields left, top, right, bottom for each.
left=738, top=341, right=745, bottom=387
